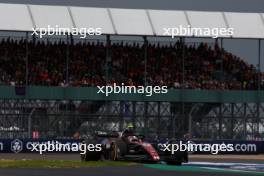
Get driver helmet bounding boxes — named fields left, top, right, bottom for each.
left=122, top=123, right=134, bottom=136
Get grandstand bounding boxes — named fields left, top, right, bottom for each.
left=0, top=3, right=263, bottom=140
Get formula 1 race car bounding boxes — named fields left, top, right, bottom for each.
left=80, top=130, right=188, bottom=165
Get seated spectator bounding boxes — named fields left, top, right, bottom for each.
left=0, top=38, right=260, bottom=90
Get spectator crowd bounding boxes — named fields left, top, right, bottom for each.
left=0, top=38, right=261, bottom=90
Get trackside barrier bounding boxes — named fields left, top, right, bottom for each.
left=0, top=139, right=81, bottom=153
left=0, top=139, right=263, bottom=154
left=190, top=140, right=264, bottom=154
left=154, top=139, right=264, bottom=154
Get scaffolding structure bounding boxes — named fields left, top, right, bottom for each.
left=0, top=3, right=263, bottom=140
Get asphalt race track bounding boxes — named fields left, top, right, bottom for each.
left=0, top=166, right=217, bottom=176
left=1, top=154, right=264, bottom=176
left=0, top=164, right=264, bottom=176
left=0, top=167, right=221, bottom=176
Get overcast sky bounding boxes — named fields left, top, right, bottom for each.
left=0, top=0, right=263, bottom=69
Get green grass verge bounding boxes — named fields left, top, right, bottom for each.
left=0, top=160, right=137, bottom=168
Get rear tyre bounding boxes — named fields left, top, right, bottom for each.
left=80, top=140, right=101, bottom=161
left=109, top=143, right=118, bottom=161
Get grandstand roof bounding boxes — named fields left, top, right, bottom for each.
left=0, top=3, right=263, bottom=39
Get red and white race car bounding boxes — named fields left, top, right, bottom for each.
left=81, top=130, right=188, bottom=165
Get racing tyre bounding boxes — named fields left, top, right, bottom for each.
left=115, top=140, right=127, bottom=156
left=109, top=143, right=118, bottom=161
left=109, top=140, right=127, bottom=161
left=80, top=140, right=101, bottom=161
